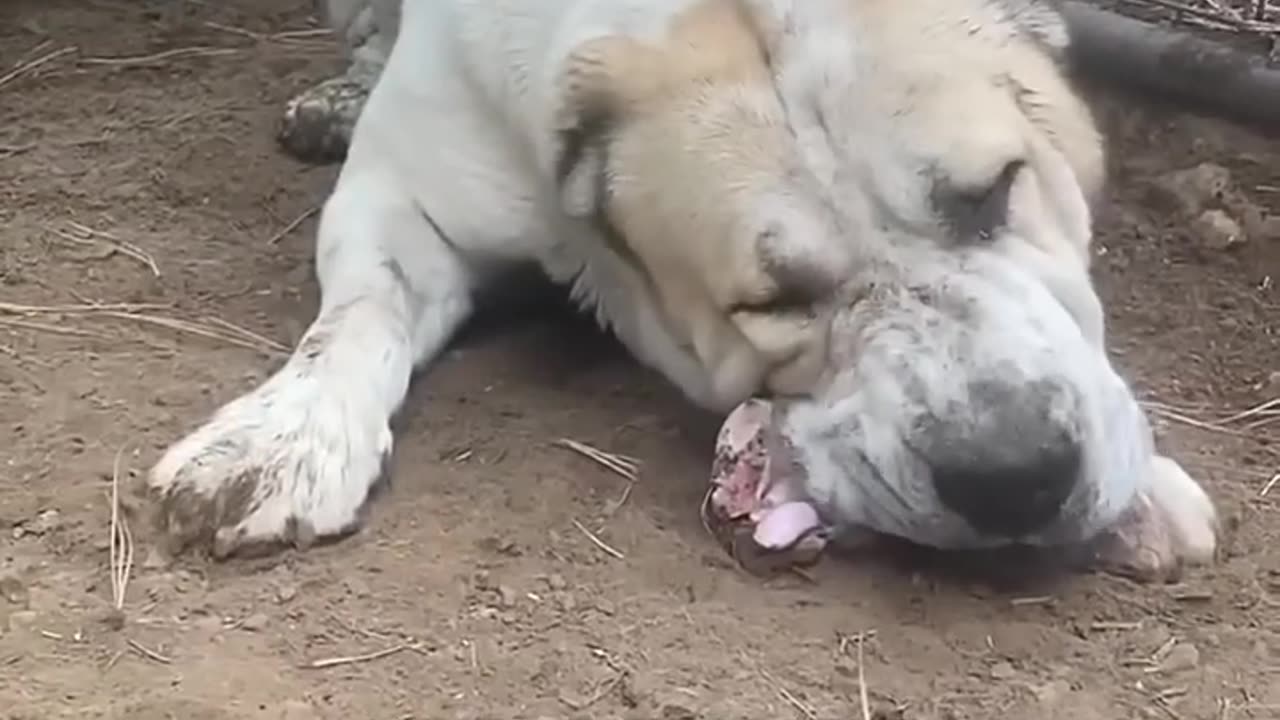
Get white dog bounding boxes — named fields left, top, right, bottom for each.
left=151, top=0, right=1218, bottom=580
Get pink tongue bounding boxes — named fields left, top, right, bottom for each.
left=753, top=501, right=822, bottom=549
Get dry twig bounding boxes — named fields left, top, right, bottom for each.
left=555, top=438, right=640, bottom=480
left=857, top=634, right=872, bottom=720
left=48, top=221, right=161, bottom=277
left=80, top=47, right=240, bottom=67
left=0, top=46, right=77, bottom=91
left=556, top=438, right=640, bottom=517
left=109, top=446, right=135, bottom=612
left=1218, top=397, right=1280, bottom=426
left=127, top=638, right=171, bottom=664
left=1010, top=595, right=1055, bottom=607
left=571, top=518, right=626, bottom=560
left=267, top=206, right=319, bottom=245
left=0, top=317, right=106, bottom=339
left=299, top=643, right=417, bottom=669
left=0, top=301, right=166, bottom=314
left=1143, top=402, right=1255, bottom=439
left=1140, top=397, right=1280, bottom=495
left=204, top=22, right=334, bottom=47
left=0, top=301, right=287, bottom=355
left=102, top=311, right=288, bottom=354
left=1261, top=470, right=1280, bottom=497
left=759, top=667, right=818, bottom=720
left=273, top=29, right=334, bottom=41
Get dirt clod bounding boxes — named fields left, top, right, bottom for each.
left=7, top=611, right=39, bottom=634
left=1160, top=642, right=1201, bottom=673
left=991, top=661, right=1018, bottom=680
left=660, top=704, right=698, bottom=720
left=276, top=700, right=322, bottom=720
left=240, top=613, right=270, bottom=632
left=276, top=584, right=299, bottom=604
left=0, top=576, right=28, bottom=607
left=98, top=608, right=127, bottom=632
left=1034, top=679, right=1073, bottom=706
left=1192, top=209, right=1246, bottom=250
left=1150, top=162, right=1233, bottom=215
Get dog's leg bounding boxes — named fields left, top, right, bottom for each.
left=149, top=164, right=473, bottom=558
left=279, top=0, right=401, bottom=164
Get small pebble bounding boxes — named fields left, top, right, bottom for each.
left=98, top=608, right=126, bottom=632
left=142, top=547, right=171, bottom=570
left=7, top=610, right=39, bottom=633
left=276, top=584, right=298, bottom=604
left=342, top=577, right=371, bottom=598
left=990, top=661, right=1017, bottom=680
left=1034, top=679, right=1072, bottom=705
left=16, top=509, right=62, bottom=538
left=240, top=612, right=270, bottom=632
left=1263, top=371, right=1280, bottom=394
left=0, top=576, right=28, bottom=607
left=660, top=705, right=697, bottom=720
left=1160, top=642, right=1200, bottom=673
left=277, top=699, right=321, bottom=720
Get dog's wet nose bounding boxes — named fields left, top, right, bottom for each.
left=923, top=381, right=1083, bottom=539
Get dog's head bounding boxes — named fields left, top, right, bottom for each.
left=552, top=0, right=1145, bottom=547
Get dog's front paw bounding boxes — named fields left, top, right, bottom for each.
left=277, top=76, right=372, bottom=164
left=1089, top=455, right=1218, bottom=582
left=149, top=371, right=392, bottom=559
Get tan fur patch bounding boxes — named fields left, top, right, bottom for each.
left=559, top=0, right=772, bottom=121
left=552, top=0, right=808, bottom=406
left=837, top=0, right=1104, bottom=203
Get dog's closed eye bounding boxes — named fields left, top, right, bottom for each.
left=730, top=223, right=837, bottom=317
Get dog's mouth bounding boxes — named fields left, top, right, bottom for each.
left=703, top=398, right=832, bottom=575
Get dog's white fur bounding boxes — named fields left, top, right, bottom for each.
left=151, top=0, right=1217, bottom=572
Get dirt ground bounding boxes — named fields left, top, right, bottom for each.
left=1, top=2, right=1278, bottom=719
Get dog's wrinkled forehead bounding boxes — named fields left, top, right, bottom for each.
left=545, top=0, right=1105, bottom=406
left=766, top=0, right=1102, bottom=218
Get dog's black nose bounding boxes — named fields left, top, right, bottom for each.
left=929, top=439, right=1081, bottom=538
left=923, top=380, right=1083, bottom=539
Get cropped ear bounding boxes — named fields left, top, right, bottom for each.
left=1005, top=0, right=1072, bottom=59
left=552, top=37, right=664, bottom=218
left=1010, top=69, right=1106, bottom=209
